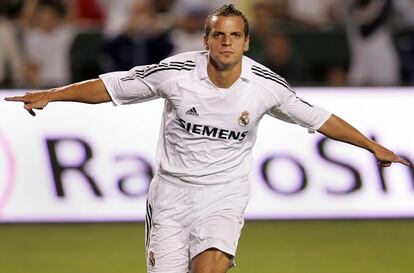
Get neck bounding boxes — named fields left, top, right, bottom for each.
left=207, top=59, right=242, bottom=88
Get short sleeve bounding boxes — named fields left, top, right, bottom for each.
left=267, top=91, right=332, bottom=131
left=99, top=64, right=162, bottom=105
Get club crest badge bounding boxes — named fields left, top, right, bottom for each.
left=238, top=111, right=250, bottom=127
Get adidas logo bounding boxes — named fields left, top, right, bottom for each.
left=185, top=107, right=199, bottom=117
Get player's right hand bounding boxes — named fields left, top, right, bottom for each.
left=4, top=91, right=50, bottom=116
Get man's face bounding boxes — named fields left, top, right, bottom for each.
left=204, top=16, right=249, bottom=69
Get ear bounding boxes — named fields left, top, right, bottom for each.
left=203, top=36, right=209, bottom=50
left=244, top=36, right=250, bottom=52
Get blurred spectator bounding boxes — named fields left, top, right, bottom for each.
left=0, top=2, right=24, bottom=87
left=262, top=31, right=305, bottom=84
left=97, top=0, right=135, bottom=38
left=23, top=0, right=76, bottom=88
left=246, top=1, right=282, bottom=63
left=69, top=0, right=104, bottom=27
left=346, top=0, right=400, bottom=86
left=271, top=0, right=291, bottom=26
left=102, top=0, right=173, bottom=71
left=392, top=0, right=414, bottom=85
left=152, top=0, right=177, bottom=29
left=287, top=0, right=344, bottom=29
left=325, top=64, right=348, bottom=86
left=170, top=0, right=227, bottom=17
left=169, top=5, right=207, bottom=54
left=152, top=0, right=176, bottom=13
left=392, top=0, right=414, bottom=26
left=3, top=0, right=37, bottom=30
left=394, top=31, right=414, bottom=85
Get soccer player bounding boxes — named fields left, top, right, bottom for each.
left=4, top=4, right=409, bottom=273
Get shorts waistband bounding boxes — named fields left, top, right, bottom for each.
left=155, top=171, right=247, bottom=190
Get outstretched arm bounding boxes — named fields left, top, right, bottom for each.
left=4, top=79, right=111, bottom=116
left=317, top=114, right=409, bottom=167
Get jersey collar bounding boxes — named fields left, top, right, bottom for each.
left=196, top=52, right=252, bottom=82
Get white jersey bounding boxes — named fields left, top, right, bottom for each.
left=99, top=51, right=331, bottom=186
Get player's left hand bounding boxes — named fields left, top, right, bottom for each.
left=372, top=143, right=410, bottom=167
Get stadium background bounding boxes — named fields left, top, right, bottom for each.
left=1, top=0, right=414, bottom=272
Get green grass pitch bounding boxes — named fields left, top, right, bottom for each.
left=1, top=220, right=413, bottom=273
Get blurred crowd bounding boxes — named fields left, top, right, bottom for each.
left=1, top=0, right=414, bottom=89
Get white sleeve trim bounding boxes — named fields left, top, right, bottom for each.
left=99, top=72, right=123, bottom=106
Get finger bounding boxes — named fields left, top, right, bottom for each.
left=24, top=104, right=37, bottom=116
left=4, top=95, right=27, bottom=102
left=396, top=158, right=410, bottom=166
left=24, top=103, right=44, bottom=110
left=26, top=108, right=36, bottom=116
left=389, top=155, right=410, bottom=166
left=378, top=161, right=391, bottom=167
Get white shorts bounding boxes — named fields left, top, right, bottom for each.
left=145, top=175, right=250, bottom=273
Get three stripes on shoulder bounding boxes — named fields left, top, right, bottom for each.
left=251, top=65, right=294, bottom=93
left=121, top=61, right=196, bottom=81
